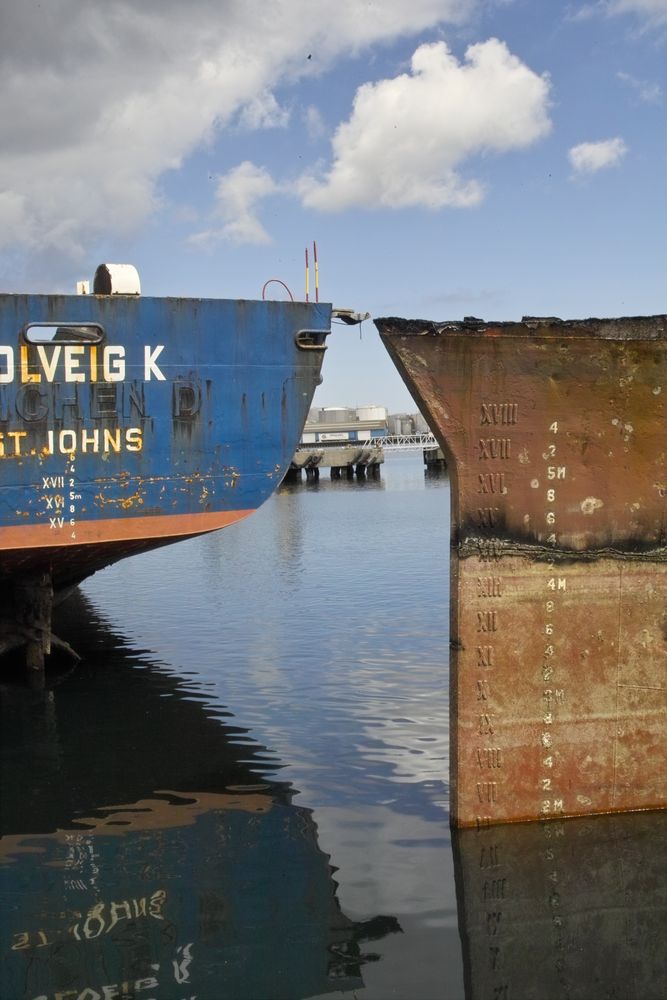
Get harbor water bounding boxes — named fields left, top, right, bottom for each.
left=1, top=453, right=665, bottom=1000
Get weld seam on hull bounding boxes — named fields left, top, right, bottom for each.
left=457, top=536, right=667, bottom=563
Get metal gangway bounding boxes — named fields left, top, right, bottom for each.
left=359, top=432, right=439, bottom=452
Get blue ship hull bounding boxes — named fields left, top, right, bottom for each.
left=0, top=291, right=330, bottom=662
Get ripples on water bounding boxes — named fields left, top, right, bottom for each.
left=86, top=453, right=456, bottom=998
left=1, top=453, right=666, bottom=1000
left=85, top=453, right=451, bottom=811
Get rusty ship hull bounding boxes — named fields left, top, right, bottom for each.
left=0, top=291, right=330, bottom=664
left=376, top=314, right=666, bottom=827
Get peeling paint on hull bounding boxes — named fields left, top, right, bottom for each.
left=376, top=314, right=667, bottom=826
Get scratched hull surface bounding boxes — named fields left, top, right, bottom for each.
left=0, top=295, right=330, bottom=591
left=376, top=315, right=667, bottom=826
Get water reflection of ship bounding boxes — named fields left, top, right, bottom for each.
left=1, top=593, right=401, bottom=1000
left=453, top=810, right=667, bottom=1000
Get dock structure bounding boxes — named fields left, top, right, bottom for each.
left=423, top=445, right=447, bottom=472
left=285, top=444, right=384, bottom=482
left=288, top=403, right=442, bottom=483
left=374, top=431, right=438, bottom=451
left=286, top=431, right=446, bottom=483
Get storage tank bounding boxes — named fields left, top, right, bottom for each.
left=356, top=405, right=387, bottom=422
left=388, top=414, right=413, bottom=434
left=320, top=407, right=355, bottom=423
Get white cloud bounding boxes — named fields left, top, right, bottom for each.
left=300, top=39, right=552, bottom=212
left=568, top=137, right=628, bottom=174
left=237, top=92, right=291, bottom=131
left=617, top=71, right=663, bottom=103
left=189, top=162, right=278, bottom=246
left=607, top=0, right=667, bottom=25
left=303, top=106, right=328, bottom=141
left=0, top=192, right=34, bottom=248
left=575, top=0, right=667, bottom=27
left=0, top=0, right=478, bottom=274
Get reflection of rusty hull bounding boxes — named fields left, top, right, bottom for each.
left=453, top=809, right=667, bottom=1000
left=376, top=315, right=667, bottom=826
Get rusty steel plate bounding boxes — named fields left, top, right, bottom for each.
left=376, top=315, right=667, bottom=827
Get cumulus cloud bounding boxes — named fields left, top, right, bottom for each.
left=189, top=162, right=278, bottom=246
left=300, top=39, right=552, bottom=212
left=0, top=0, right=477, bottom=275
left=568, top=137, right=628, bottom=174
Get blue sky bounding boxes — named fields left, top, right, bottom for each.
left=2, top=1, right=666, bottom=410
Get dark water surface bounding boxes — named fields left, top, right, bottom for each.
left=1, top=454, right=665, bottom=1000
